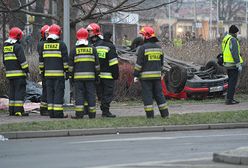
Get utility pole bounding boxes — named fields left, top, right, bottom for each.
left=168, top=1, right=171, bottom=41
left=63, top=0, right=70, bottom=104
left=246, top=0, right=248, bottom=41
left=2, top=13, right=6, bottom=45
left=194, top=0, right=197, bottom=33
left=217, top=0, right=219, bottom=38
left=209, top=0, right=213, bottom=40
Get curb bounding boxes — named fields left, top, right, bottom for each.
left=213, top=147, right=248, bottom=165
left=1, top=123, right=248, bottom=139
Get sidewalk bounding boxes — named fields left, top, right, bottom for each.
left=0, top=102, right=248, bottom=125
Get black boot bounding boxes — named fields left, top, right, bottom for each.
left=71, top=112, right=84, bottom=119
left=225, top=99, right=239, bottom=105
left=83, top=105, right=89, bottom=116
left=102, top=111, right=116, bottom=118
left=49, top=110, right=55, bottom=118
left=88, top=112, right=96, bottom=119
left=146, top=111, right=154, bottom=118
left=160, top=109, right=169, bottom=118
left=54, top=112, right=68, bottom=118
left=15, top=112, right=29, bottom=116
left=40, top=107, right=49, bottom=116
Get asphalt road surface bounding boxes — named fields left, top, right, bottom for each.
left=1, top=128, right=248, bottom=168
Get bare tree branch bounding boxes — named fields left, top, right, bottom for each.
left=0, top=0, right=37, bottom=12
left=17, top=8, right=59, bottom=21
left=122, top=0, right=177, bottom=12
left=72, top=0, right=91, bottom=7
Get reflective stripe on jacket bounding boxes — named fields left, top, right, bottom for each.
left=3, top=43, right=29, bottom=79
left=134, top=42, right=164, bottom=80
left=69, top=45, right=99, bottom=80
left=40, top=40, right=68, bottom=78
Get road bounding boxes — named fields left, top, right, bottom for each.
left=0, top=128, right=248, bottom=168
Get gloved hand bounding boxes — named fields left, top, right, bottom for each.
left=236, top=64, right=242, bottom=72
left=65, top=72, right=69, bottom=80
left=161, top=74, right=165, bottom=80
left=95, top=76, right=101, bottom=85
left=26, top=73, right=31, bottom=80
left=134, top=77, right=139, bottom=83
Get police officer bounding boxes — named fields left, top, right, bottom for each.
left=38, top=24, right=69, bottom=118
left=87, top=23, right=119, bottom=118
left=222, top=25, right=244, bottom=105
left=69, top=28, right=100, bottom=119
left=134, top=26, right=169, bottom=118
left=38, top=24, right=49, bottom=116
left=3, top=27, right=29, bottom=116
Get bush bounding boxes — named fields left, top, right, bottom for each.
left=114, top=60, right=141, bottom=101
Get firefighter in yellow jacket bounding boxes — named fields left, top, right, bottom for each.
left=3, top=27, right=29, bottom=116
left=134, top=26, right=169, bottom=118
left=38, top=24, right=69, bottom=118
left=38, top=24, right=50, bottom=116
left=69, top=28, right=100, bottom=119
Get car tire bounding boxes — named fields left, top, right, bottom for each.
left=205, top=60, right=220, bottom=74
left=165, top=65, right=187, bottom=93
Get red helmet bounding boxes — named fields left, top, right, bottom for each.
left=40, top=25, right=50, bottom=38
left=86, top=23, right=101, bottom=35
left=139, top=26, right=156, bottom=39
left=9, top=27, right=23, bottom=40
left=48, top=24, right=61, bottom=36
left=76, top=28, right=88, bottom=40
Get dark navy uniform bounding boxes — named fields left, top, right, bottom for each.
left=3, top=40, right=29, bottom=116
left=39, top=39, right=69, bottom=118
left=92, top=35, right=119, bottom=117
left=134, top=38, right=169, bottom=118
left=69, top=45, right=100, bottom=118
left=37, top=38, right=48, bottom=115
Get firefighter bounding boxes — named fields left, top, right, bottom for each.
left=38, top=24, right=69, bottom=118
left=222, top=25, right=243, bottom=105
left=2, top=27, right=29, bottom=116
left=38, top=24, right=49, bottom=116
left=69, top=28, right=100, bottom=119
left=87, top=23, right=119, bottom=118
left=133, top=26, right=169, bottom=118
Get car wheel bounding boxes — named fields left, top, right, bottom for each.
left=205, top=60, right=220, bottom=74
left=165, top=65, right=187, bottom=93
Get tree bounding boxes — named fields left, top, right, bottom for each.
left=214, top=0, right=246, bottom=22
left=0, top=0, right=177, bottom=47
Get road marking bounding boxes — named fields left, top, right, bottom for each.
left=88, top=157, right=211, bottom=168
left=68, top=133, right=248, bottom=144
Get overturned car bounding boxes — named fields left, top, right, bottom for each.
left=117, top=47, right=228, bottom=99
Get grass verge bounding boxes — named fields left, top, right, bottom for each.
left=111, top=93, right=248, bottom=107
left=0, top=110, right=248, bottom=132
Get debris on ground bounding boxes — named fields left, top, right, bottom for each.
left=25, top=80, right=42, bottom=103
left=0, top=98, right=8, bottom=110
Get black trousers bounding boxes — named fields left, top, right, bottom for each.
left=40, top=76, right=47, bottom=114
left=226, top=68, right=239, bottom=100
left=46, top=78, right=65, bottom=118
left=97, top=79, right=115, bottom=113
left=74, top=80, right=96, bottom=116
left=8, top=78, right=26, bottom=115
left=141, top=79, right=168, bottom=117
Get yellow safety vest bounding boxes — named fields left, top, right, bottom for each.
left=222, top=34, right=243, bottom=64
